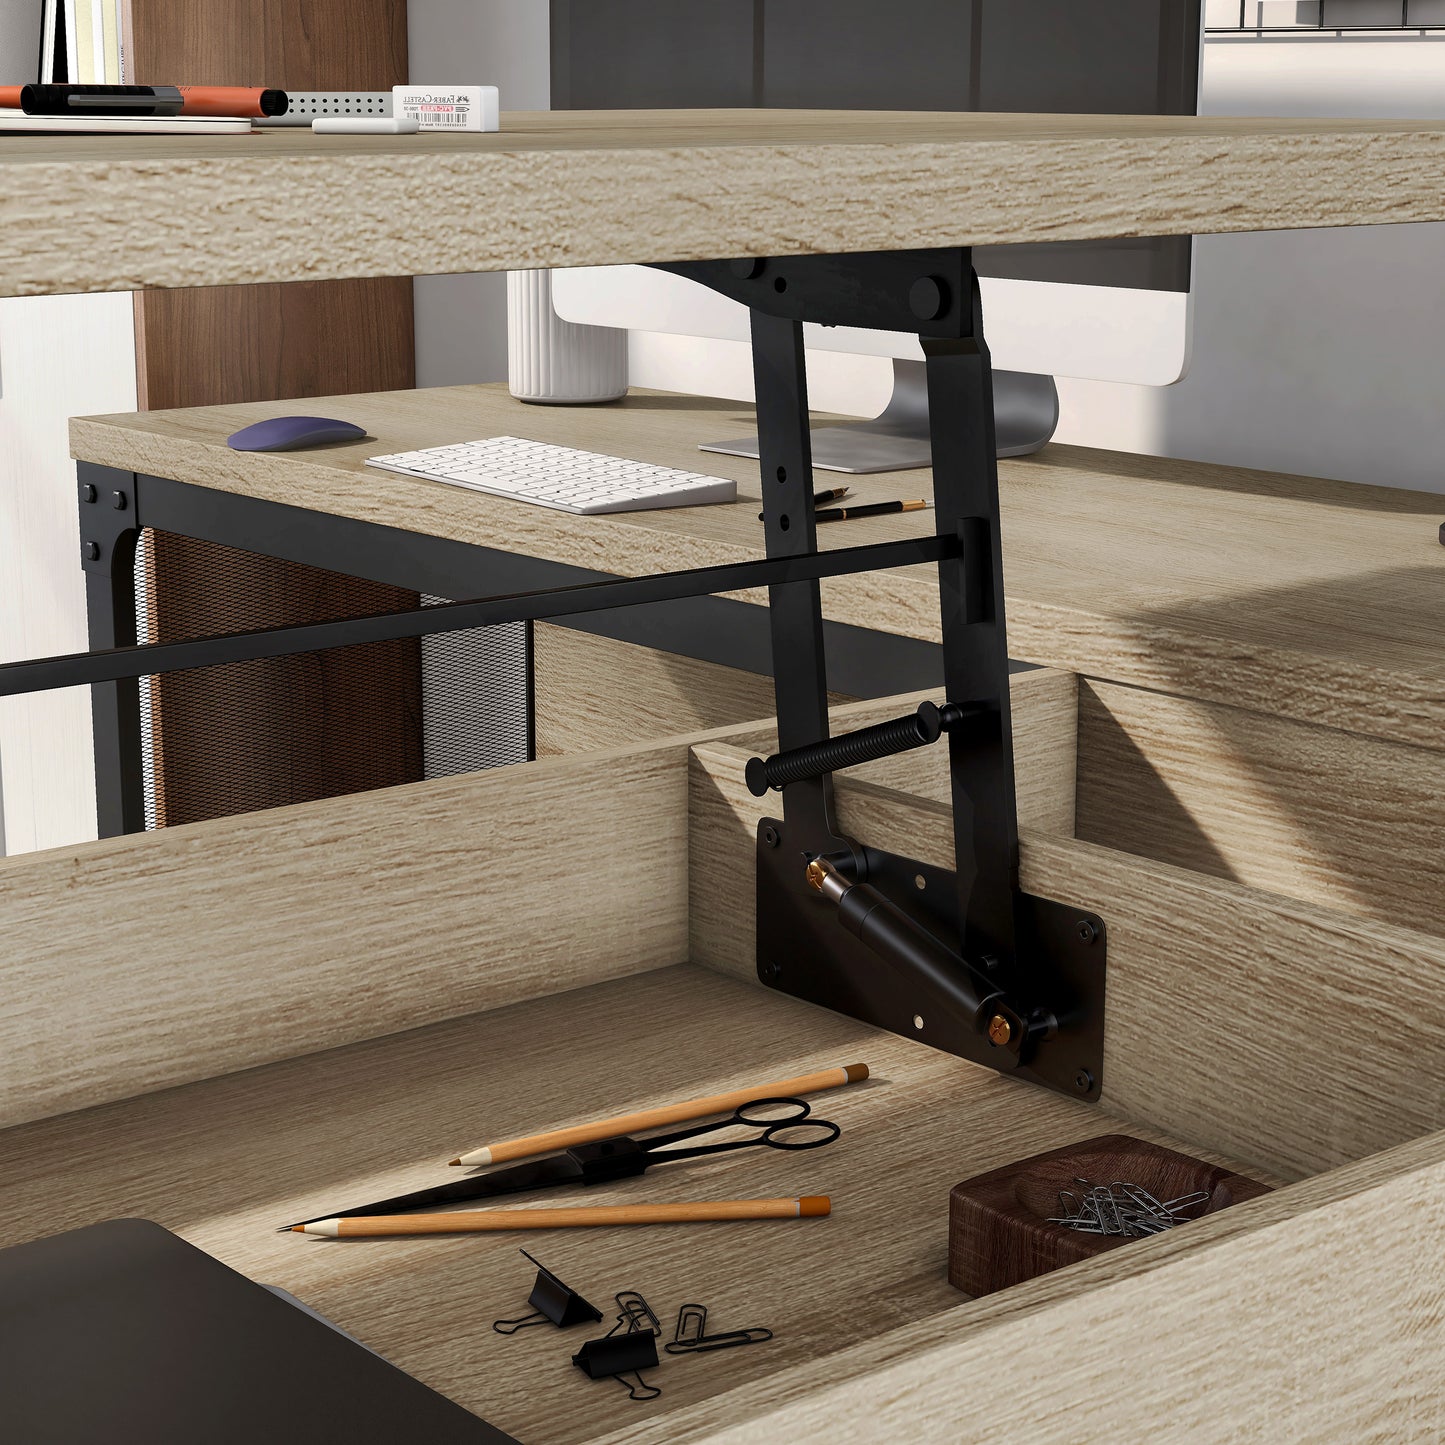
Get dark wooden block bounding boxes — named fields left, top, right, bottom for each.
left=948, top=1133, right=1271, bottom=1297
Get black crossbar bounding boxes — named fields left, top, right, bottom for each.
left=0, top=533, right=957, bottom=697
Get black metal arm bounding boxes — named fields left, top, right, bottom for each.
left=668, top=248, right=1107, bottom=1101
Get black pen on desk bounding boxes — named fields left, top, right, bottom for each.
left=816, top=499, right=933, bottom=524
left=756, top=486, right=849, bottom=521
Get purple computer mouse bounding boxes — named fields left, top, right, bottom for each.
left=227, top=416, right=369, bottom=452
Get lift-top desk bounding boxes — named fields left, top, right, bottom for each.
left=3, top=113, right=1445, bottom=1442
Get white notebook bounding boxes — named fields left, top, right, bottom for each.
left=0, top=109, right=251, bottom=134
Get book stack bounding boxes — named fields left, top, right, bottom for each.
left=40, top=1, right=132, bottom=86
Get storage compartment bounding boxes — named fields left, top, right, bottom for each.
left=4, top=676, right=1443, bottom=1442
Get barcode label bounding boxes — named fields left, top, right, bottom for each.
left=392, top=85, right=499, bottom=133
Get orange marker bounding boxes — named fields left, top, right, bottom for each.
left=176, top=87, right=288, bottom=118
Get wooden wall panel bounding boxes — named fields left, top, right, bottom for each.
left=126, top=0, right=417, bottom=825
left=132, top=277, right=415, bottom=411
left=128, top=0, right=408, bottom=89
left=1075, top=680, right=1445, bottom=940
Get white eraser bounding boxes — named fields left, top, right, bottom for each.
left=313, top=117, right=419, bottom=134
left=392, top=85, right=499, bottom=133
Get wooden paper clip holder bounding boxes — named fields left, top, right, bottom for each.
left=948, top=1134, right=1273, bottom=1298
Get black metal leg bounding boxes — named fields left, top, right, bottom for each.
left=749, top=309, right=836, bottom=841
left=924, top=293, right=1020, bottom=968
left=78, top=463, right=145, bottom=838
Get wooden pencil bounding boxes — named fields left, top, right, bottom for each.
left=448, top=1063, right=869, bottom=1166
left=293, top=1196, right=831, bottom=1237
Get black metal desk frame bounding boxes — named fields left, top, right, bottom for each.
left=6, top=247, right=1107, bottom=1101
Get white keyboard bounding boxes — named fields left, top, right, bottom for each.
left=365, top=436, right=737, bottom=515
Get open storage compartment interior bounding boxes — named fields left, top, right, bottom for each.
left=2, top=666, right=1443, bottom=1442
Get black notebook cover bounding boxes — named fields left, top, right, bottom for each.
left=0, top=1218, right=517, bottom=1444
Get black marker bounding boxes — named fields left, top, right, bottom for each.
left=815, top=499, right=934, bottom=524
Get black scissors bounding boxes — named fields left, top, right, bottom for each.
left=282, top=1097, right=839, bottom=1230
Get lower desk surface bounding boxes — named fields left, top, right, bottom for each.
left=70, top=384, right=1445, bottom=751
left=3, top=963, right=1262, bottom=1443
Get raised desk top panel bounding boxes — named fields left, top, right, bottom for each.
left=7, top=110, right=1445, bottom=295
left=71, top=385, right=1445, bottom=749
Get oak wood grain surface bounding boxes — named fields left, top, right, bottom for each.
left=70, top=385, right=1445, bottom=750
left=0, top=964, right=1278, bottom=1445
left=600, top=1125, right=1445, bottom=1444
left=7, top=110, right=1445, bottom=295
left=532, top=622, right=855, bottom=758
left=0, top=675, right=1068, bottom=1133
left=689, top=739, right=1445, bottom=1181
left=1076, top=680, right=1445, bottom=938
left=0, top=743, right=688, bottom=1130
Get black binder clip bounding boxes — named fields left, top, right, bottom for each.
left=664, top=1302, right=773, bottom=1355
left=492, top=1249, right=604, bottom=1335
left=571, top=1291, right=662, bottom=1401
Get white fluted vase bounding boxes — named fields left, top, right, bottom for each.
left=507, top=269, right=628, bottom=404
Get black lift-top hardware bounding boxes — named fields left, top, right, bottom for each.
left=666, top=249, right=1107, bottom=1102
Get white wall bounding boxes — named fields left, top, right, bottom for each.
left=0, top=293, right=138, bottom=854
left=408, top=0, right=551, bottom=387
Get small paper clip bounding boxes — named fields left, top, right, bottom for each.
left=492, top=1248, right=604, bottom=1334
left=665, top=1303, right=773, bottom=1355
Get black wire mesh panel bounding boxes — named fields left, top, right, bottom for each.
left=135, top=531, right=529, bottom=829
left=420, top=598, right=532, bottom=779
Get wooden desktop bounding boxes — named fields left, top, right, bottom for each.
left=1, top=110, right=1444, bottom=1439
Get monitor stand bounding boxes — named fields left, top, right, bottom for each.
left=699, top=359, right=1059, bottom=473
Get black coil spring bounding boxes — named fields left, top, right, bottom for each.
left=746, top=703, right=941, bottom=796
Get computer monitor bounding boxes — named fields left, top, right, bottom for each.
left=549, top=0, right=1203, bottom=470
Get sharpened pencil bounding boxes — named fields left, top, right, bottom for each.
left=447, top=1063, right=868, bottom=1166
left=292, top=1197, right=831, bottom=1236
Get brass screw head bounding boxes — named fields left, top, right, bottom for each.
left=987, top=1014, right=1013, bottom=1047
left=805, top=859, right=827, bottom=891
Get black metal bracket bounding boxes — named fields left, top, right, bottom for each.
left=78, top=464, right=146, bottom=837
left=667, top=249, right=1108, bottom=1102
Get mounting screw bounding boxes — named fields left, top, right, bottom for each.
left=111, top=490, right=128, bottom=510
left=79, top=483, right=97, bottom=504
left=82, top=541, right=100, bottom=562
left=1076, top=919, right=1099, bottom=945
left=761, top=959, right=782, bottom=982
left=987, top=1014, right=1013, bottom=1047
left=909, top=275, right=949, bottom=321
left=1074, top=1069, right=1095, bottom=1093
left=762, top=825, right=780, bottom=849
left=731, top=258, right=764, bottom=279
left=912, top=1014, right=924, bottom=1030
